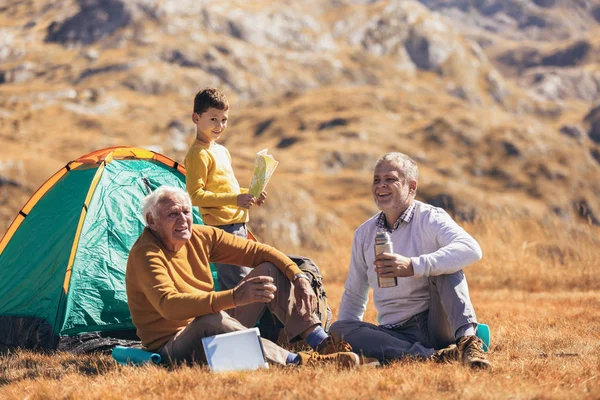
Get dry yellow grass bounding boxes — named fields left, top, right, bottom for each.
left=0, top=215, right=598, bottom=399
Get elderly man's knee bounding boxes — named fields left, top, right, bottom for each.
left=196, top=311, right=225, bottom=324
left=192, top=311, right=243, bottom=332
left=252, top=262, right=281, bottom=278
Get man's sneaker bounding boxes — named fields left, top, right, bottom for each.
left=297, top=351, right=361, bottom=368
left=431, top=344, right=459, bottom=364
left=315, top=336, right=353, bottom=355
left=457, top=335, right=491, bottom=370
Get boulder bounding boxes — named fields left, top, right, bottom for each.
left=162, top=49, right=202, bottom=68
left=502, top=140, right=520, bottom=157
left=573, top=199, right=600, bottom=225
left=423, top=118, right=473, bottom=146
left=422, top=193, right=478, bottom=222
left=499, top=40, right=592, bottom=73
left=523, top=68, right=600, bottom=102
left=0, top=62, right=36, bottom=84
left=276, top=137, right=300, bottom=149
left=591, top=148, right=600, bottom=165
left=76, top=64, right=131, bottom=84
left=540, top=40, right=591, bottom=67
left=45, top=0, right=133, bottom=45
left=593, top=5, right=600, bottom=23
left=0, top=175, right=20, bottom=188
left=322, top=151, right=374, bottom=173
left=318, top=118, right=349, bottom=130
left=559, top=125, right=584, bottom=139
left=254, top=119, right=274, bottom=137
left=584, top=104, right=600, bottom=144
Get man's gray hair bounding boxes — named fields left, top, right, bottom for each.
left=142, top=186, right=192, bottom=224
left=375, top=152, right=419, bottom=182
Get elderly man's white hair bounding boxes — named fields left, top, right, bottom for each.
left=375, top=152, right=419, bottom=182
left=142, top=186, right=192, bottom=224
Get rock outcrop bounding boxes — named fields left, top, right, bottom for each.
left=45, top=0, right=134, bottom=45
left=585, top=103, right=600, bottom=144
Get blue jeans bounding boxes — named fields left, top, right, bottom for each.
left=212, top=223, right=252, bottom=290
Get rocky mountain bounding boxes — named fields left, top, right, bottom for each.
left=418, top=0, right=600, bottom=41
left=418, top=0, right=600, bottom=102
left=1, top=0, right=599, bottom=251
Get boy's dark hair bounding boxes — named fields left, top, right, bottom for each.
left=193, top=87, right=229, bottom=115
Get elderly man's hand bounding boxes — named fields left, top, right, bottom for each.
left=232, top=276, right=277, bottom=307
left=293, top=276, right=317, bottom=321
left=374, top=252, right=414, bottom=278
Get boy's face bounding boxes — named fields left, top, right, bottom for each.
left=192, top=107, right=229, bottom=143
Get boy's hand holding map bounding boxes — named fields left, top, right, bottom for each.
left=249, top=149, right=279, bottom=198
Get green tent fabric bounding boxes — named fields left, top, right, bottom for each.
left=0, top=147, right=215, bottom=350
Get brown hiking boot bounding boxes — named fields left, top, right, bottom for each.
left=431, top=344, right=459, bottom=364
left=457, top=335, right=491, bottom=370
left=315, top=336, right=353, bottom=355
left=358, top=355, right=381, bottom=367
left=297, top=351, right=361, bottom=368
left=313, top=337, right=380, bottom=367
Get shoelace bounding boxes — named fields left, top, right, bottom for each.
left=465, top=338, right=485, bottom=359
left=434, top=345, right=458, bottom=362
left=307, top=351, right=328, bottom=365
left=335, top=340, right=352, bottom=353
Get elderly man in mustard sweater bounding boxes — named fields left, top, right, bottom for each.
left=126, top=186, right=371, bottom=368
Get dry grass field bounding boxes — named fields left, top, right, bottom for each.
left=0, top=216, right=598, bottom=400
left=2, top=0, right=600, bottom=398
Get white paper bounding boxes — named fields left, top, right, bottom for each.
left=201, top=327, right=269, bottom=372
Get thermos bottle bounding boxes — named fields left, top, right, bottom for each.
left=374, top=229, right=398, bottom=288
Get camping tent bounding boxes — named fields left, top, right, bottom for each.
left=0, top=146, right=207, bottom=350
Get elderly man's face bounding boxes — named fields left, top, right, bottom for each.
left=148, top=195, right=193, bottom=251
left=372, top=161, right=415, bottom=215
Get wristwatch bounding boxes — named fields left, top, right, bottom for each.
left=293, top=272, right=309, bottom=282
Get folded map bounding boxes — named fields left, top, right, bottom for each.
left=249, top=148, right=279, bottom=198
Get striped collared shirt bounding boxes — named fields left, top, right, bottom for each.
left=375, top=202, right=416, bottom=232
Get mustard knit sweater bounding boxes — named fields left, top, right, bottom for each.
left=184, top=140, right=248, bottom=226
left=126, top=225, right=301, bottom=350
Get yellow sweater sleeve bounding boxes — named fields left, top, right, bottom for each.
left=185, top=146, right=239, bottom=207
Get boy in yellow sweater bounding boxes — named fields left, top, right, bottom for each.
left=184, top=88, right=266, bottom=291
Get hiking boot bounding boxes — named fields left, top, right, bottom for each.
left=457, top=335, right=491, bottom=370
left=431, top=344, right=459, bottom=364
left=315, top=336, right=353, bottom=355
left=298, top=351, right=360, bottom=368
left=358, top=355, right=381, bottom=367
